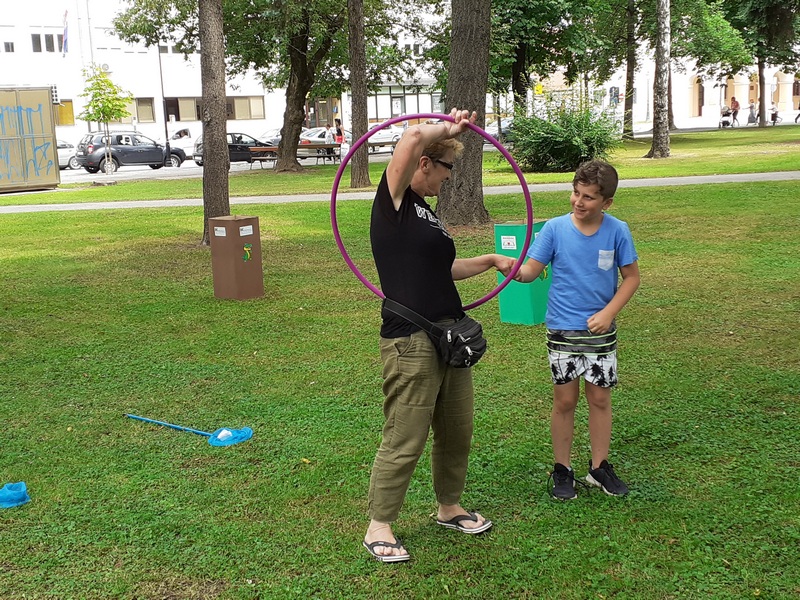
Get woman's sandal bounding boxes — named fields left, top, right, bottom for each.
left=362, top=538, right=411, bottom=563
left=436, top=511, right=493, bottom=534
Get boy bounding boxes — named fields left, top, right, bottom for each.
left=515, top=160, right=640, bottom=500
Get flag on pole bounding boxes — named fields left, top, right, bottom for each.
left=62, top=10, right=68, bottom=56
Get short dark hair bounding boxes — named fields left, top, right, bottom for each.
left=573, top=160, right=619, bottom=199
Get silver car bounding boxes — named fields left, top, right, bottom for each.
left=297, top=127, right=352, bottom=157
left=56, top=140, right=79, bottom=170
left=367, top=123, right=404, bottom=151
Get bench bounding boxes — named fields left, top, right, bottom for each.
left=249, top=139, right=398, bottom=168
left=249, top=145, right=341, bottom=168
left=249, top=146, right=279, bottom=169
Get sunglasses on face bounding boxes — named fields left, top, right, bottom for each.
left=434, top=159, right=454, bottom=170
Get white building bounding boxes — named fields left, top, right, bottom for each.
left=2, top=0, right=797, bottom=148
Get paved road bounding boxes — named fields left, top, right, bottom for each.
left=2, top=170, right=799, bottom=214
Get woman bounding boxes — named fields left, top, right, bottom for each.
left=748, top=100, right=757, bottom=125
left=363, top=109, right=515, bottom=562
left=334, top=118, right=344, bottom=144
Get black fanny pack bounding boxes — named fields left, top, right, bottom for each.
left=384, top=298, right=487, bottom=368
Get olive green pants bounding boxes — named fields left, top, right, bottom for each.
left=368, top=329, right=474, bottom=523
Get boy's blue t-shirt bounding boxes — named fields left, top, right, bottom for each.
left=527, top=213, right=638, bottom=330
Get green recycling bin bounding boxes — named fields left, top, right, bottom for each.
left=495, top=221, right=551, bottom=325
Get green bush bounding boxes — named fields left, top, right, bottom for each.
left=510, top=104, right=621, bottom=173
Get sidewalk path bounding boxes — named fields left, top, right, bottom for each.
left=2, top=171, right=799, bottom=214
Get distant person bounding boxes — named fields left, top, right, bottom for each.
left=795, top=101, right=800, bottom=123
left=748, top=100, right=758, bottom=125
left=730, top=97, right=740, bottom=126
left=770, top=102, right=780, bottom=125
left=514, top=160, right=640, bottom=501
left=324, top=123, right=335, bottom=161
left=334, top=118, right=344, bottom=144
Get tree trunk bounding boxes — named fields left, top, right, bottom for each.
left=757, top=56, right=767, bottom=128
left=276, top=9, right=343, bottom=172
left=623, top=0, right=636, bottom=140
left=199, top=0, right=230, bottom=246
left=348, top=0, right=370, bottom=188
left=437, top=0, right=491, bottom=227
left=645, top=0, right=670, bottom=158
left=511, top=41, right=528, bottom=113
left=667, top=65, right=676, bottom=130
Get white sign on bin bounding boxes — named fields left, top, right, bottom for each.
left=213, top=227, right=227, bottom=237
left=239, top=225, right=254, bottom=236
left=501, top=235, right=517, bottom=251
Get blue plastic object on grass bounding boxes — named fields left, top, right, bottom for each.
left=125, top=414, right=253, bottom=446
left=0, top=482, right=31, bottom=508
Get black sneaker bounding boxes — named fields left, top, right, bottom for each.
left=550, top=463, right=577, bottom=500
left=586, top=460, right=629, bottom=496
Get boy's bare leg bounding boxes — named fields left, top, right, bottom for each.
left=551, top=379, right=580, bottom=466
left=585, top=381, right=612, bottom=466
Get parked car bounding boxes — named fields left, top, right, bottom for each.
left=192, top=132, right=270, bottom=166
left=484, top=117, right=514, bottom=143
left=297, top=127, right=352, bottom=157
left=367, top=123, right=404, bottom=151
left=56, top=140, right=79, bottom=170
left=257, top=127, right=308, bottom=148
left=75, top=131, right=185, bottom=173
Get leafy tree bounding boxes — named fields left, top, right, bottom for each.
left=113, top=0, right=419, bottom=172
left=723, top=0, right=800, bottom=126
left=77, top=65, right=132, bottom=174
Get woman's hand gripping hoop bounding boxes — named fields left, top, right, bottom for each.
left=330, top=113, right=533, bottom=310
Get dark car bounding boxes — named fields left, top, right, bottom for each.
left=192, top=132, right=267, bottom=166
left=75, top=131, right=185, bottom=173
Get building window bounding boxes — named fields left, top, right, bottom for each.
left=136, top=98, right=155, bottom=122
left=45, top=34, right=55, bottom=53
left=55, top=100, right=75, bottom=126
left=112, top=98, right=156, bottom=124
left=32, top=34, right=42, bottom=52
left=3, top=42, right=14, bottom=53
left=159, top=45, right=168, bottom=54
left=58, top=34, right=64, bottom=53
left=225, top=96, right=265, bottom=120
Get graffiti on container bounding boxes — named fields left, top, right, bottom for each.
left=0, top=103, right=56, bottom=182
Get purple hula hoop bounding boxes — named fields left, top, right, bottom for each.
left=330, top=112, right=533, bottom=311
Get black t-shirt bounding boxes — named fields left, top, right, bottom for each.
left=370, top=171, right=463, bottom=338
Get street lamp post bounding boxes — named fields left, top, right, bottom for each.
left=157, top=45, right=171, bottom=167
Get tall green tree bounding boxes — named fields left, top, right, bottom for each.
left=113, top=0, right=418, bottom=172
left=723, top=0, right=800, bottom=126
left=77, top=65, right=132, bottom=175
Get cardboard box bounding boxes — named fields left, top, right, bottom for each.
left=209, top=216, right=264, bottom=300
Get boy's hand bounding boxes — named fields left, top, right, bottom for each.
left=587, top=311, right=614, bottom=334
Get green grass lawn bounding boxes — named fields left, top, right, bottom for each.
left=0, top=177, right=798, bottom=598
left=3, top=124, right=798, bottom=207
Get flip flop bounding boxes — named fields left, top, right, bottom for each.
left=362, top=538, right=411, bottom=563
left=436, top=511, right=493, bottom=534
